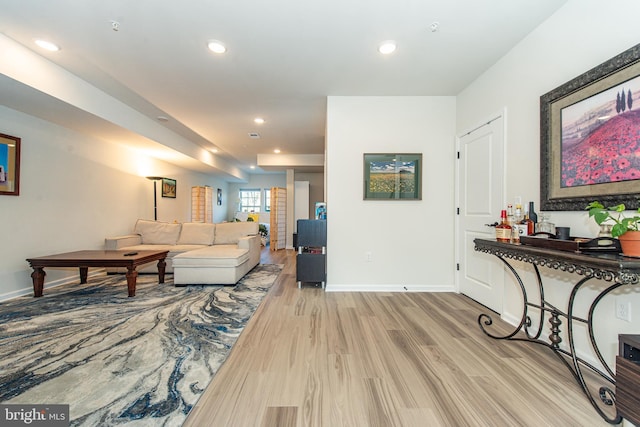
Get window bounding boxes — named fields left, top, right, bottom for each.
left=264, top=188, right=271, bottom=212
left=239, top=189, right=261, bottom=212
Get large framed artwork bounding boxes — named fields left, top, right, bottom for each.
left=0, top=133, right=21, bottom=196
left=162, top=178, right=176, bottom=198
left=540, top=43, right=640, bottom=211
left=363, top=153, right=422, bottom=200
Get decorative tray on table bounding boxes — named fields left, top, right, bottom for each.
left=519, top=233, right=622, bottom=254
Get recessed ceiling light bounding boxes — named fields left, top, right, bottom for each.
left=156, top=116, right=169, bottom=122
left=250, top=165, right=256, bottom=169
left=378, top=41, right=396, bottom=55
left=274, top=149, right=281, bottom=154
left=207, top=40, right=227, bottom=54
left=210, top=147, right=219, bottom=153
left=254, top=117, right=265, bottom=124
left=35, top=39, right=60, bottom=52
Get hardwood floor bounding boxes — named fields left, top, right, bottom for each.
left=183, top=247, right=614, bottom=426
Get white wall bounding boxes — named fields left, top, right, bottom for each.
left=457, top=0, right=640, bottom=371
left=0, top=107, right=228, bottom=300
left=326, top=96, right=456, bottom=291
left=294, top=172, right=325, bottom=217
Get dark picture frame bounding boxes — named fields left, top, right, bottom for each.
left=162, top=178, right=176, bottom=198
left=0, top=133, right=21, bottom=196
left=363, top=153, right=422, bottom=200
left=217, top=188, right=222, bottom=205
left=540, top=43, right=640, bottom=211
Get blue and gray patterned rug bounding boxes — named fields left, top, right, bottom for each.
left=0, top=264, right=282, bottom=426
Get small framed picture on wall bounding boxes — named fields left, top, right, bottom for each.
left=162, top=178, right=176, bottom=198
left=0, top=133, right=21, bottom=196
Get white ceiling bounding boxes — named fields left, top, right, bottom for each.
left=0, top=0, right=567, bottom=181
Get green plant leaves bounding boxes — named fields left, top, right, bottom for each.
left=586, top=201, right=640, bottom=237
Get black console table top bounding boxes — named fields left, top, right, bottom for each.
left=473, top=238, right=640, bottom=424
left=474, top=238, right=640, bottom=283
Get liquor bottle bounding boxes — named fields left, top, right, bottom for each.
left=522, top=210, right=534, bottom=235
left=506, top=204, right=516, bottom=243
left=512, top=204, right=523, bottom=243
left=506, top=204, right=515, bottom=227
left=514, top=204, right=524, bottom=222
left=528, top=201, right=538, bottom=225
left=495, top=210, right=512, bottom=243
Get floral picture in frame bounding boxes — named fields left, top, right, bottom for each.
left=541, top=43, right=640, bottom=210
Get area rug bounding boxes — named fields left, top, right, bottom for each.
left=0, top=264, right=282, bottom=426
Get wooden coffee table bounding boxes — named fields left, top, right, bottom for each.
left=26, top=250, right=169, bottom=297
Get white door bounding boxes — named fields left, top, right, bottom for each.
left=457, top=115, right=505, bottom=313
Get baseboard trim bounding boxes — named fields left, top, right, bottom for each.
left=325, top=284, right=455, bottom=292
left=0, top=269, right=107, bottom=302
left=500, top=310, right=520, bottom=327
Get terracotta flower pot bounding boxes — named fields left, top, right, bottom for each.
left=618, top=231, right=640, bottom=257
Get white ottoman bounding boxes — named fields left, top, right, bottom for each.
left=173, top=245, right=250, bottom=285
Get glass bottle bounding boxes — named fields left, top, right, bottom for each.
left=506, top=204, right=515, bottom=227
left=598, top=224, right=613, bottom=238
left=512, top=204, right=524, bottom=243
left=528, top=201, right=538, bottom=225
left=522, top=210, right=534, bottom=235
left=496, top=210, right=512, bottom=243
left=506, top=204, right=516, bottom=242
left=536, top=213, right=556, bottom=234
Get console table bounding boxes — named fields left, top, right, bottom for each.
left=473, top=238, right=640, bottom=424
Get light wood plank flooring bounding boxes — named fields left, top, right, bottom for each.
left=184, top=248, right=614, bottom=426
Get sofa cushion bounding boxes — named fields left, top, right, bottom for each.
left=214, top=222, right=258, bottom=245
left=173, top=245, right=250, bottom=268
left=119, top=244, right=207, bottom=255
left=177, top=222, right=216, bottom=245
left=117, top=244, right=176, bottom=252
left=134, top=219, right=182, bottom=245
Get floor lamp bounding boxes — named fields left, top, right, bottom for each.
left=146, top=176, right=163, bottom=221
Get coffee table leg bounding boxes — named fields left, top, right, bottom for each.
left=79, top=267, right=89, bottom=284
left=31, top=267, right=45, bottom=297
left=157, top=257, right=167, bottom=284
left=126, top=267, right=138, bottom=297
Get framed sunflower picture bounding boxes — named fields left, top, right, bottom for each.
left=363, top=153, right=422, bottom=200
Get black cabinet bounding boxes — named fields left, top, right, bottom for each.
left=617, top=335, right=640, bottom=425
left=296, top=220, right=326, bottom=288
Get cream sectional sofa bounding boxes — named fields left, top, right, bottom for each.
left=105, top=219, right=260, bottom=285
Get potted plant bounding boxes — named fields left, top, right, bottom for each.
left=258, top=223, right=268, bottom=246
left=586, top=201, right=640, bottom=257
